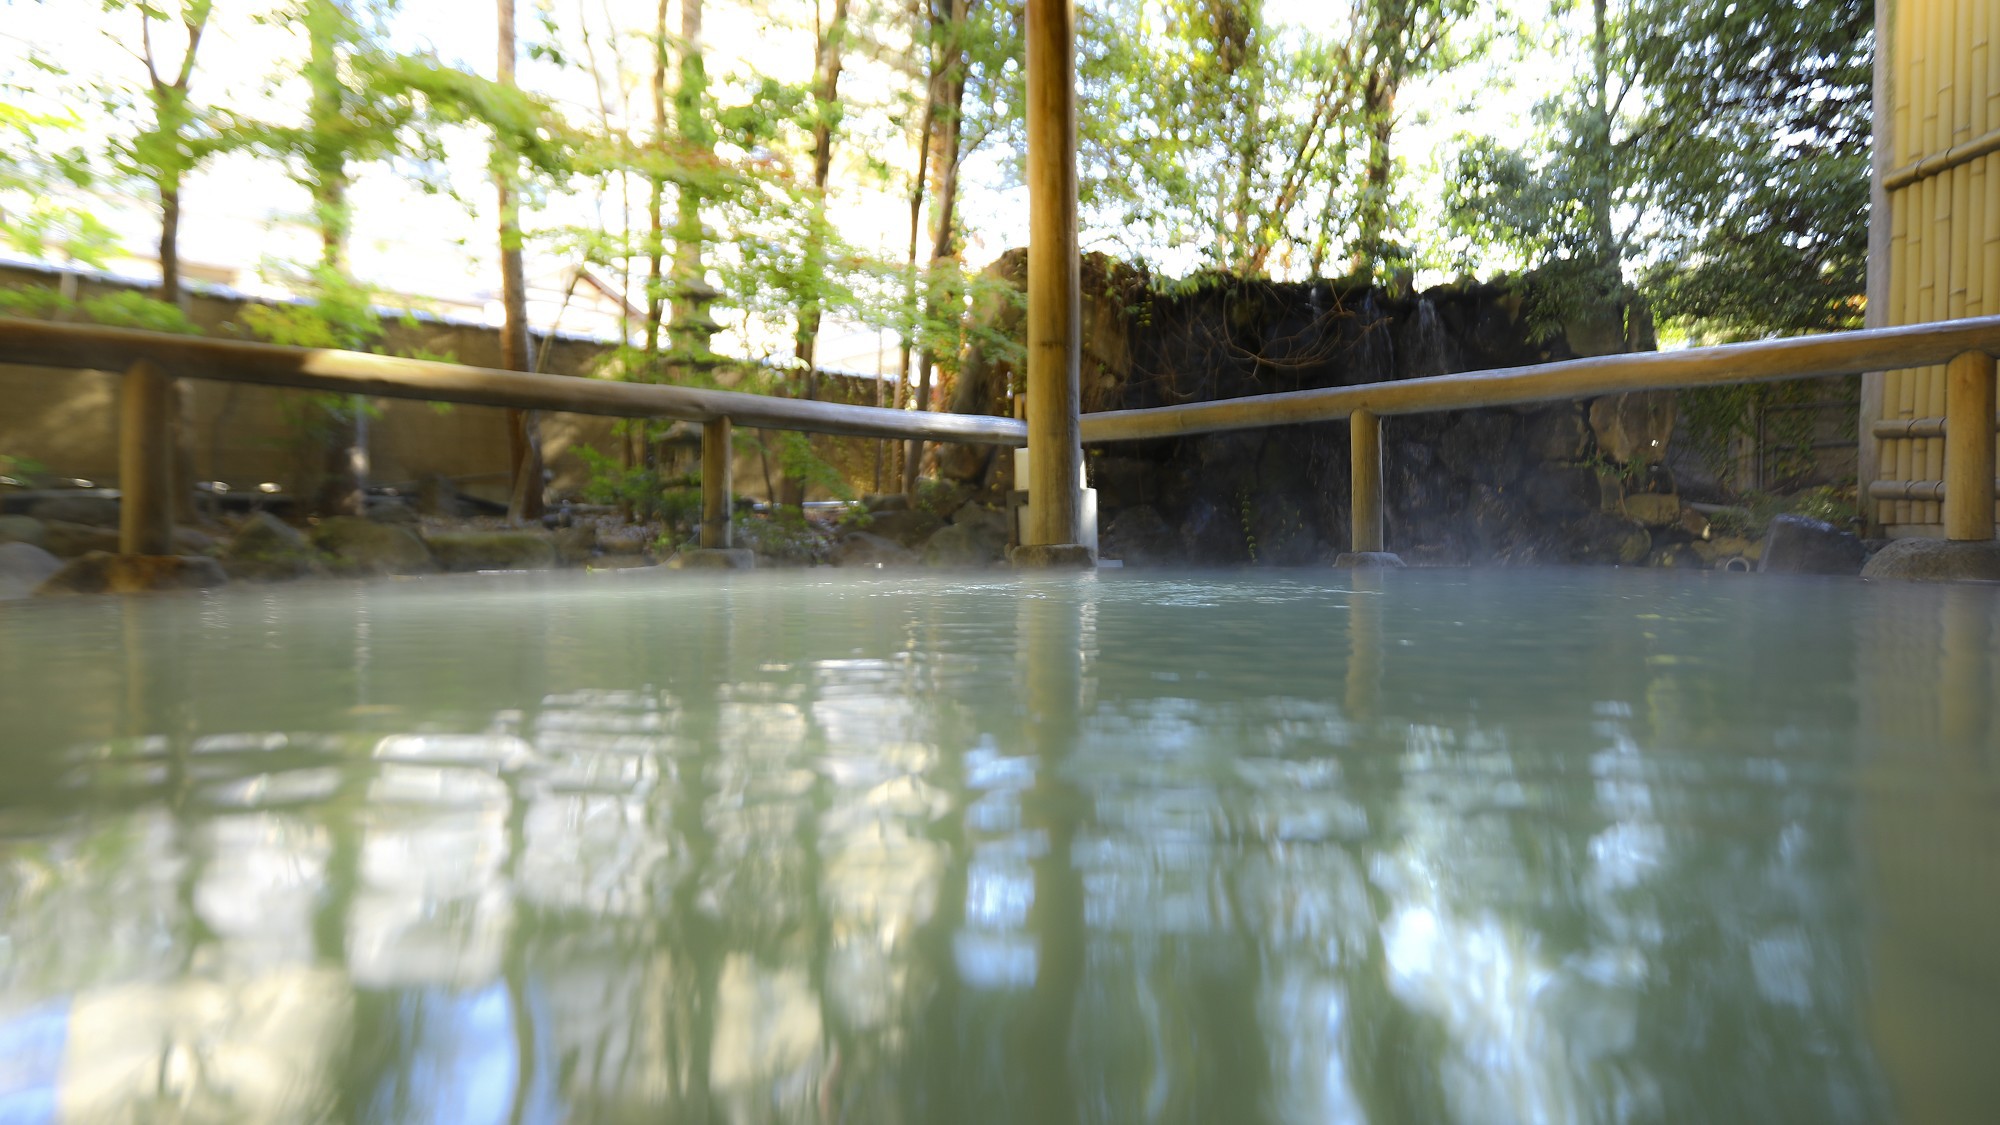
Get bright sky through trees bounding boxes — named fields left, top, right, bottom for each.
left=0, top=0, right=1868, bottom=371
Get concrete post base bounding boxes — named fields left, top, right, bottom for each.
left=667, top=548, right=757, bottom=570
left=1008, top=543, right=1096, bottom=569
left=1334, top=552, right=1406, bottom=569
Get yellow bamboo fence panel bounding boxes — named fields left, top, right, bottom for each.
left=1876, top=0, right=2000, bottom=536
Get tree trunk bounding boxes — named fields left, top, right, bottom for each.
left=782, top=0, right=851, bottom=505
left=671, top=0, right=716, bottom=360
left=792, top=0, right=850, bottom=404
left=643, top=0, right=669, bottom=372
left=1352, top=74, right=1395, bottom=277
left=1587, top=0, right=1616, bottom=270
left=307, top=1, right=365, bottom=518
left=894, top=40, right=939, bottom=496
left=904, top=0, right=970, bottom=498
left=497, top=0, right=544, bottom=522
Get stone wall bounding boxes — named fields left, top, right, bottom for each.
left=945, top=261, right=1738, bottom=567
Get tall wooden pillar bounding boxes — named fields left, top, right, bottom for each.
left=119, top=360, right=175, bottom=556
left=701, top=416, right=732, bottom=549
left=1023, top=0, right=1082, bottom=548
left=1349, top=408, right=1384, bottom=553
left=1943, top=349, right=1996, bottom=540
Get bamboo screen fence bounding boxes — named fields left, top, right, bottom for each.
left=1875, top=0, right=2000, bottom=534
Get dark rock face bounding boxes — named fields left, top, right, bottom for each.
left=1100, top=505, right=1179, bottom=566
left=1759, top=515, right=1865, bottom=576
left=36, top=552, right=228, bottom=595
left=1860, top=538, right=2000, bottom=582
left=947, top=267, right=1696, bottom=567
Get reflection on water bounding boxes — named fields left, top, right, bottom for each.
left=0, top=568, right=1995, bottom=1122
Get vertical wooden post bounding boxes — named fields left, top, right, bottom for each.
left=1857, top=0, right=1894, bottom=535
left=1943, top=349, right=1996, bottom=540
left=1023, top=0, right=1081, bottom=548
left=119, top=360, right=175, bottom=556
left=701, top=415, right=732, bottom=549
left=1350, top=407, right=1383, bottom=553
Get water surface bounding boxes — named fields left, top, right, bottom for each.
left=1, top=568, right=1995, bottom=1123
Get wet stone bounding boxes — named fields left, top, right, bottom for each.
left=1759, top=515, right=1864, bottom=576
left=831, top=532, right=919, bottom=569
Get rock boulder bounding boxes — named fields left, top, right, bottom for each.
left=424, top=530, right=557, bottom=572
left=860, top=509, right=944, bottom=549
left=0, top=541, right=63, bottom=598
left=1860, top=538, right=2000, bottom=582
left=36, top=552, right=228, bottom=595
left=0, top=515, right=47, bottom=548
left=222, top=513, right=326, bottom=580
left=1758, top=515, right=1864, bottom=576
left=311, top=517, right=436, bottom=575
left=831, top=532, right=919, bottom=568
left=922, top=520, right=1009, bottom=568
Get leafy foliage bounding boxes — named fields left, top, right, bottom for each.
left=1446, top=0, right=1871, bottom=341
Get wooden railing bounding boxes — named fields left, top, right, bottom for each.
left=4, top=313, right=1998, bottom=561
left=1081, top=315, right=2000, bottom=553
left=0, top=317, right=1024, bottom=557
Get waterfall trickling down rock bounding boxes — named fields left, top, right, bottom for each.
left=1402, top=298, right=1454, bottom=379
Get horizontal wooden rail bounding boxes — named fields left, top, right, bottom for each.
left=1872, top=415, right=2000, bottom=440
left=1882, top=126, right=2000, bottom=192
left=1868, top=479, right=2000, bottom=502
left=0, top=317, right=1028, bottom=447
left=1079, top=315, right=2000, bottom=444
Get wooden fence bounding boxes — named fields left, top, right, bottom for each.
left=3, top=312, right=1996, bottom=560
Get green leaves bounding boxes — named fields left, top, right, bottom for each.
left=1447, top=0, right=1870, bottom=340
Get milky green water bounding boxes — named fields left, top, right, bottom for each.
left=0, top=567, right=1996, bottom=1124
